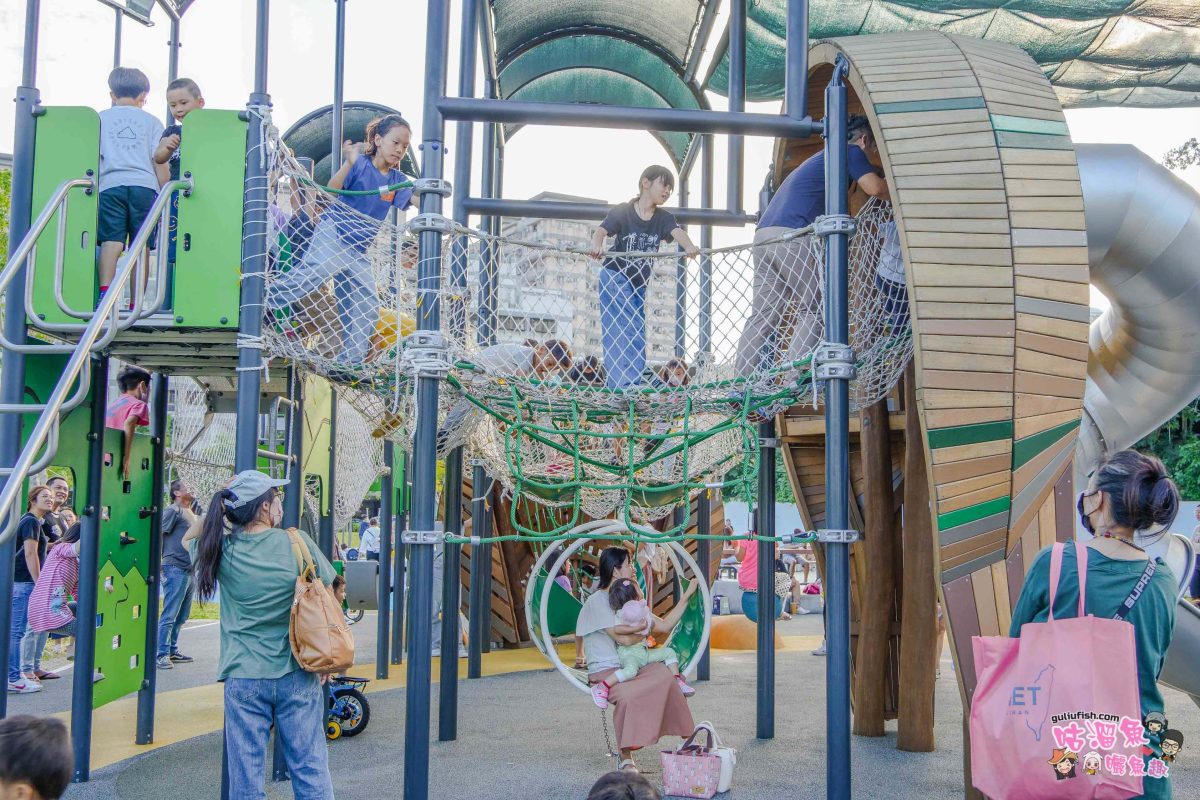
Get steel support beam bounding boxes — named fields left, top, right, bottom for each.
left=462, top=197, right=754, bottom=227
left=331, top=0, right=347, bottom=173
left=727, top=0, right=746, bottom=212
left=437, top=97, right=815, bottom=138
left=823, top=56, right=853, bottom=800
left=785, top=0, right=810, bottom=121
left=756, top=424, right=776, bottom=740
left=391, top=452, right=409, bottom=665
left=377, top=440, right=394, bottom=680
left=403, top=1, right=451, bottom=795
left=233, top=0, right=271, bottom=474
left=0, top=0, right=40, bottom=722
left=136, top=373, right=169, bottom=745
left=319, top=386, right=337, bottom=560
left=71, top=356, right=108, bottom=781
left=282, top=369, right=304, bottom=528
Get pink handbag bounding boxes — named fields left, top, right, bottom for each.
left=661, top=724, right=723, bottom=798
left=969, top=541, right=1150, bottom=799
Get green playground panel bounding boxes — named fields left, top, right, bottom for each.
left=172, top=109, right=247, bottom=328
left=303, top=375, right=334, bottom=515
left=92, top=560, right=149, bottom=708
left=21, top=355, right=155, bottom=708
left=29, top=107, right=99, bottom=327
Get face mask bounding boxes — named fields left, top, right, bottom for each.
left=1077, top=491, right=1097, bottom=534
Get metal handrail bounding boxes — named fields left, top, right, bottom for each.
left=0, top=179, right=189, bottom=545
left=31, top=178, right=191, bottom=333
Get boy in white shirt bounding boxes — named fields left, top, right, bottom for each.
left=97, top=67, right=164, bottom=299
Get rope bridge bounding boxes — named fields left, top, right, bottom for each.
left=256, top=130, right=913, bottom=535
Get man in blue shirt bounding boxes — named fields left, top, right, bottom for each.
left=736, top=115, right=890, bottom=376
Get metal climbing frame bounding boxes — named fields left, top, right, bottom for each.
left=398, top=1, right=853, bottom=800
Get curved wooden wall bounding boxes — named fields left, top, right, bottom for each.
left=781, top=31, right=1090, bottom=705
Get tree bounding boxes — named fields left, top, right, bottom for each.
left=0, top=168, right=10, bottom=263
left=1164, top=139, right=1200, bottom=172
left=1169, top=439, right=1200, bottom=501
left=720, top=450, right=796, bottom=506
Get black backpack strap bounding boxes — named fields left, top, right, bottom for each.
left=1112, top=559, right=1158, bottom=621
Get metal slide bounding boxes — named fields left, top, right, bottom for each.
left=1074, top=143, right=1200, bottom=701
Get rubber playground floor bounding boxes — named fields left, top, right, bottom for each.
left=23, top=613, right=1196, bottom=799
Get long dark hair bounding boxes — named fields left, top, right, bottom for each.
left=598, top=546, right=630, bottom=590
left=193, top=487, right=277, bottom=601
left=59, top=522, right=81, bottom=546
left=1093, top=450, right=1180, bottom=536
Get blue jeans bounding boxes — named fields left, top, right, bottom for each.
left=8, top=582, right=33, bottom=682
left=742, top=590, right=783, bottom=623
left=599, top=268, right=647, bottom=388
left=224, top=669, right=333, bottom=799
left=157, top=564, right=194, bottom=658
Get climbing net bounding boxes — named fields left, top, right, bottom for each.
left=166, top=376, right=386, bottom=533
left=255, top=129, right=913, bottom=533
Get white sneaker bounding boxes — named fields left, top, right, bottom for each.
left=7, top=680, right=41, bottom=694
left=812, top=641, right=827, bottom=656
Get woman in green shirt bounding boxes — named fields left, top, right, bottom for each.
left=193, top=470, right=337, bottom=800
left=1010, top=450, right=1180, bottom=800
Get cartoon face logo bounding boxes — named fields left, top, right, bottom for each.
left=1161, top=730, right=1184, bottom=763
left=1048, top=748, right=1078, bottom=780
left=1143, top=712, right=1168, bottom=735
left=1082, top=752, right=1102, bottom=775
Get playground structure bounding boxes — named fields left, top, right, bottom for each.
left=0, top=2, right=1197, bottom=800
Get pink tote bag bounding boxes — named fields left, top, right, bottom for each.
left=661, top=725, right=723, bottom=798
left=969, top=542, right=1145, bottom=799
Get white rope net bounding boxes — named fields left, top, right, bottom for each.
left=166, top=376, right=385, bottom=533
left=254, top=128, right=913, bottom=522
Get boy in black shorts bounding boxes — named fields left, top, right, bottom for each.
left=97, top=67, right=164, bottom=300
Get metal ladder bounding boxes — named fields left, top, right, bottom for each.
left=0, top=173, right=193, bottom=543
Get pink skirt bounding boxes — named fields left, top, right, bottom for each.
left=590, top=662, right=695, bottom=751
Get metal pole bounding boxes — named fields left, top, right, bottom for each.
left=282, top=369, right=304, bottom=527
left=467, top=464, right=489, bottom=678
left=319, top=387, right=337, bottom=560
left=823, top=55, right=853, bottom=800
left=727, top=0, right=746, bottom=213
left=674, top=177, right=688, bottom=358
left=438, top=448, right=463, bottom=741
left=481, top=130, right=503, bottom=655
left=391, top=452, right=408, bottom=665
left=136, top=373, right=169, bottom=745
left=113, top=7, right=122, bottom=68
left=0, top=0, right=40, bottom=722
left=756, top=421, right=776, bottom=740
left=71, top=356, right=108, bottom=781
left=233, top=0, right=271, bottom=474
left=785, top=0, right=810, bottom=121
left=437, top=0, right=477, bottom=729
left=377, top=441, right=394, bottom=679
left=225, top=4, right=270, bottom=794
left=404, top=1, right=450, bottom=795
left=331, top=0, right=347, bottom=173
left=697, top=135, right=714, bottom=683
left=167, top=15, right=181, bottom=82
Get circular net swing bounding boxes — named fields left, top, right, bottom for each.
left=255, top=125, right=913, bottom=537
left=524, top=521, right=713, bottom=692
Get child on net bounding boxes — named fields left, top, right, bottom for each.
left=590, top=577, right=696, bottom=709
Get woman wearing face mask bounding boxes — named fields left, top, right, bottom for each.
left=1009, top=450, right=1180, bottom=799
left=192, top=471, right=337, bottom=799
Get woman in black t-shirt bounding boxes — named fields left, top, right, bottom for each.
left=8, top=485, right=53, bottom=692
left=589, top=166, right=699, bottom=388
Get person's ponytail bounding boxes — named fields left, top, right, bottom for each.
left=193, top=489, right=234, bottom=602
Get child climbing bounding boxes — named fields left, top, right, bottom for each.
left=589, top=166, right=699, bottom=388
left=589, top=577, right=697, bottom=709
left=266, top=114, right=416, bottom=371
left=106, top=365, right=151, bottom=482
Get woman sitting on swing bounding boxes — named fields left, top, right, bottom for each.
left=576, top=546, right=697, bottom=773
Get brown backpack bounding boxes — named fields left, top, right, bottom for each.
left=284, top=527, right=355, bottom=673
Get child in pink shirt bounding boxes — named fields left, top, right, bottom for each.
left=106, top=366, right=151, bottom=479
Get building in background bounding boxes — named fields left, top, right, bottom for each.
left=483, top=192, right=679, bottom=366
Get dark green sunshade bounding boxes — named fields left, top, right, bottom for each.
left=281, top=102, right=421, bottom=185
left=705, top=0, right=1200, bottom=108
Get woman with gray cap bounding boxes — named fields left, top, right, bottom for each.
left=193, top=470, right=337, bottom=799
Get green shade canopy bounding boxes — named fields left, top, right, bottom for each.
left=281, top=102, right=421, bottom=185
left=705, top=0, right=1200, bottom=108
left=499, top=35, right=705, bottom=167
left=489, top=0, right=713, bottom=168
